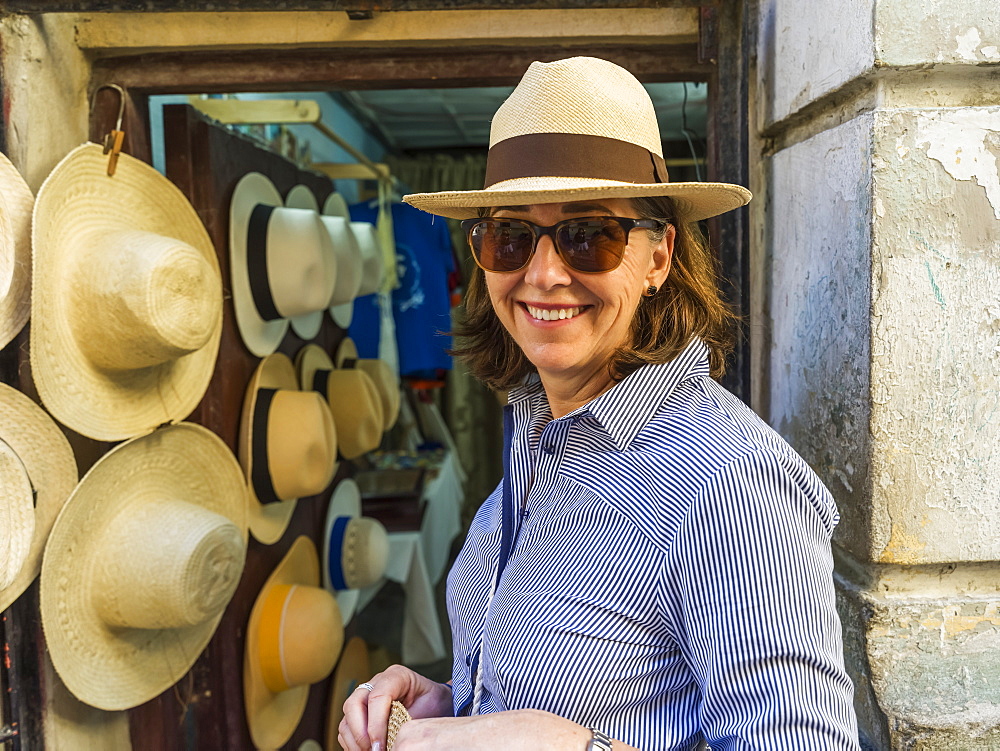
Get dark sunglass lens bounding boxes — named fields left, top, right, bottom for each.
left=557, top=219, right=627, bottom=272
left=470, top=220, right=534, bottom=272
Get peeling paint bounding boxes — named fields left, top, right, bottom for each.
left=924, top=261, right=946, bottom=308
left=916, top=113, right=1000, bottom=220
left=983, top=45, right=1000, bottom=60
left=955, top=27, right=982, bottom=60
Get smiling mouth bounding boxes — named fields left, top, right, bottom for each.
left=523, top=304, right=588, bottom=321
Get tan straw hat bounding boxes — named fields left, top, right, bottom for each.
left=31, top=143, right=222, bottom=441
left=295, top=344, right=384, bottom=460
left=322, top=478, right=389, bottom=624
left=404, top=56, right=752, bottom=221
left=244, top=535, right=344, bottom=751
left=230, top=172, right=336, bottom=356
left=0, top=383, right=78, bottom=613
left=40, top=422, right=248, bottom=711
left=239, top=353, right=339, bottom=545
left=325, top=635, right=371, bottom=751
left=0, top=152, right=33, bottom=350
left=336, top=338, right=400, bottom=432
left=324, top=193, right=363, bottom=329
left=0, top=438, right=34, bottom=592
left=285, top=184, right=337, bottom=342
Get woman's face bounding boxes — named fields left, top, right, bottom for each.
left=485, top=199, right=674, bottom=386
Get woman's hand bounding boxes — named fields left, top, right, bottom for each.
left=338, top=664, right=453, bottom=751
left=392, top=709, right=596, bottom=751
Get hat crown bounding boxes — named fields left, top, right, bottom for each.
left=92, top=499, right=245, bottom=630
left=321, top=369, right=384, bottom=460
left=266, top=390, right=338, bottom=500
left=258, top=583, right=342, bottom=692
left=489, top=56, right=663, bottom=158
left=351, top=222, right=383, bottom=297
left=323, top=215, right=363, bottom=306
left=340, top=517, right=389, bottom=589
left=70, top=229, right=220, bottom=371
left=266, top=207, right=337, bottom=318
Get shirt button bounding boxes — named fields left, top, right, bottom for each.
left=541, top=444, right=555, bottom=455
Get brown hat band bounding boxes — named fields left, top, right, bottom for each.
left=483, top=132, right=669, bottom=189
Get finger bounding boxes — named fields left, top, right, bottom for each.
left=342, top=686, right=373, bottom=749
left=365, top=687, right=395, bottom=751
left=338, top=719, right=365, bottom=751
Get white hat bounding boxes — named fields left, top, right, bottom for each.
left=353, top=221, right=384, bottom=298
left=324, top=193, right=363, bottom=329
left=31, top=143, right=223, bottom=441
left=40, top=423, right=248, bottom=711
left=0, top=152, right=33, bottom=350
left=229, top=172, right=336, bottom=356
left=285, top=184, right=337, bottom=342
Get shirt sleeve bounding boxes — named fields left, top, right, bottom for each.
left=662, top=448, right=860, bottom=750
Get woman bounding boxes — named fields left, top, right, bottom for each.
left=340, top=56, right=859, bottom=751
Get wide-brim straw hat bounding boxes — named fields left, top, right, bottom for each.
left=230, top=173, right=335, bottom=357
left=323, top=479, right=389, bottom=625
left=0, top=438, right=35, bottom=592
left=31, top=143, right=222, bottom=441
left=325, top=636, right=371, bottom=751
left=335, top=338, right=400, bottom=432
left=404, top=56, right=752, bottom=222
left=40, top=423, right=248, bottom=711
left=324, top=193, right=363, bottom=329
left=244, top=536, right=344, bottom=750
left=0, top=152, right=33, bottom=350
left=285, top=184, right=337, bottom=342
left=0, top=383, right=78, bottom=613
left=239, top=353, right=338, bottom=545
left=295, top=344, right=384, bottom=460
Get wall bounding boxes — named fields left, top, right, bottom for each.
left=754, top=0, right=1000, bottom=747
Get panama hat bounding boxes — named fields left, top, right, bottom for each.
left=295, top=344, right=384, bottom=460
left=0, top=152, right=33, bottom=350
left=0, top=439, right=34, bottom=592
left=0, top=383, right=78, bottom=612
left=285, top=184, right=337, bottom=342
left=325, top=636, right=371, bottom=751
left=404, top=56, right=752, bottom=221
left=244, top=535, right=344, bottom=750
left=40, top=423, right=248, bottom=711
left=324, top=193, right=363, bottom=329
left=323, top=479, right=389, bottom=625
left=352, top=221, right=384, bottom=298
left=31, top=143, right=223, bottom=441
left=230, top=172, right=336, bottom=356
left=239, top=353, right=338, bottom=545
left=335, top=338, right=399, bottom=432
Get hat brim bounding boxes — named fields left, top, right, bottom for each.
left=240, top=353, right=302, bottom=545
left=0, top=384, right=78, bottom=612
left=325, top=636, right=370, bottom=750
left=0, top=439, right=35, bottom=591
left=31, top=143, right=222, bottom=441
left=0, top=153, right=33, bottom=350
left=323, top=194, right=362, bottom=328
left=40, top=423, right=248, bottom=711
left=284, top=185, right=326, bottom=341
left=322, top=478, right=362, bottom=624
left=230, top=172, right=290, bottom=357
left=244, top=535, right=319, bottom=751
left=403, top=177, right=752, bottom=222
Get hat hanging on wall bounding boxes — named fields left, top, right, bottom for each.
left=31, top=143, right=223, bottom=441
left=229, top=172, right=336, bottom=356
left=0, top=439, right=35, bottom=592
left=244, top=536, right=344, bottom=751
left=352, top=221, right=384, bottom=299
left=284, top=184, right=337, bottom=342
left=0, top=152, right=33, bottom=351
left=40, top=423, right=248, bottom=711
left=324, top=193, right=363, bottom=329
left=0, top=384, right=78, bottom=613
left=295, top=344, right=383, bottom=460
left=335, top=338, right=400, bottom=432
left=240, top=352, right=339, bottom=545
left=322, top=478, right=389, bottom=625
left=325, top=636, right=371, bottom=751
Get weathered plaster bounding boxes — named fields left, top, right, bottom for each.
left=756, top=0, right=875, bottom=128
left=765, top=114, right=873, bottom=559
left=870, top=107, right=1000, bottom=564
left=876, top=0, right=1000, bottom=66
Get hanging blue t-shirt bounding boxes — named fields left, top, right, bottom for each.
left=348, top=201, right=455, bottom=377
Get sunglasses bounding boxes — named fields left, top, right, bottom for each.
left=461, top=215, right=666, bottom=274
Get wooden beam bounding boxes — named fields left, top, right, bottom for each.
left=4, top=0, right=718, bottom=12
left=311, top=162, right=387, bottom=180
left=187, top=97, right=321, bottom=124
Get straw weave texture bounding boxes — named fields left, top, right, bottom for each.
left=0, top=152, right=33, bottom=350
left=0, top=438, right=34, bottom=591
left=386, top=700, right=412, bottom=751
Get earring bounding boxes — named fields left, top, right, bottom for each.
left=644, top=285, right=658, bottom=297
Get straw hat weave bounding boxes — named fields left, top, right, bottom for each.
left=0, top=152, right=33, bottom=350
left=0, top=438, right=34, bottom=592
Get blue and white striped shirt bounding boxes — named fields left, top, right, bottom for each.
left=446, top=339, right=859, bottom=750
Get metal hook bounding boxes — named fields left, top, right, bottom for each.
left=91, top=83, right=127, bottom=176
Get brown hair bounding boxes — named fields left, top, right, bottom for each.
left=450, top=196, right=738, bottom=391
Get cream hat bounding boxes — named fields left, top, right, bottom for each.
left=0, top=384, right=78, bottom=613
left=0, top=439, right=34, bottom=592
left=295, top=344, right=384, bottom=460
left=0, top=152, right=33, bottom=350
left=40, top=422, right=248, bottom=711
left=244, top=535, right=343, bottom=751
left=404, top=57, right=752, bottom=221
left=353, top=221, right=384, bottom=298
left=324, top=193, right=363, bottom=329
left=31, top=143, right=223, bottom=441
left=325, top=636, right=371, bottom=751
left=323, top=478, right=389, bottom=624
left=285, top=184, right=337, bottom=342
left=239, top=353, right=339, bottom=545
left=336, top=338, right=400, bottom=432
left=230, top=172, right=336, bottom=356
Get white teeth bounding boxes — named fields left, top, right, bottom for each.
left=526, top=305, right=584, bottom=321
